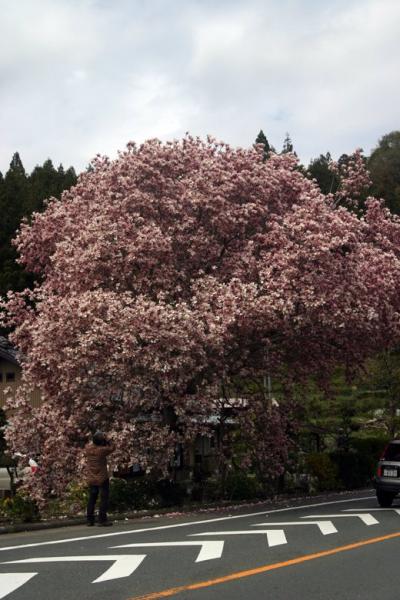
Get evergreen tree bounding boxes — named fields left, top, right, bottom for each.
left=308, top=152, right=339, bottom=194
left=255, top=129, right=271, bottom=161
left=282, top=132, right=294, bottom=154
left=8, top=152, right=26, bottom=177
left=27, top=159, right=77, bottom=216
left=63, top=166, right=77, bottom=190
left=28, top=159, right=59, bottom=214
left=0, top=153, right=28, bottom=241
left=0, top=153, right=30, bottom=295
left=0, top=154, right=77, bottom=298
left=57, top=165, right=77, bottom=196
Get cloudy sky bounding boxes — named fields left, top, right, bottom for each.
left=0, top=0, right=399, bottom=174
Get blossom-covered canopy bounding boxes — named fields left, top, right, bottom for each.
left=3, top=137, right=400, bottom=499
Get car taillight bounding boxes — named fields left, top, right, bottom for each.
left=377, top=465, right=382, bottom=477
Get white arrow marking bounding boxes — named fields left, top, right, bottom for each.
left=3, top=555, right=146, bottom=584
left=191, top=530, right=287, bottom=547
left=0, top=573, right=37, bottom=599
left=112, top=541, right=224, bottom=562
left=252, top=521, right=337, bottom=535
left=343, top=508, right=400, bottom=515
left=301, top=513, right=378, bottom=525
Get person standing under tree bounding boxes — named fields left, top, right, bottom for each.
left=84, top=431, right=115, bottom=526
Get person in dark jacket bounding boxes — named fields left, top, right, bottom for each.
left=84, top=431, right=115, bottom=526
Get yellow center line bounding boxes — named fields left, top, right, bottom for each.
left=128, top=530, right=400, bottom=600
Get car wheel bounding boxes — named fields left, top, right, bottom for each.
left=377, top=490, right=395, bottom=507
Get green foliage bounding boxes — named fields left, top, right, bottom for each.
left=298, top=365, right=389, bottom=453
left=308, top=152, right=339, bottom=194
left=0, top=152, right=77, bottom=300
left=156, top=479, right=186, bottom=507
left=61, top=482, right=88, bottom=514
left=360, top=350, right=400, bottom=437
left=349, top=435, right=388, bottom=463
left=255, top=129, right=271, bottom=160
left=337, top=434, right=389, bottom=488
left=27, top=160, right=77, bottom=215
left=310, top=435, right=387, bottom=491
left=329, top=450, right=370, bottom=489
left=108, top=477, right=186, bottom=512
left=197, top=477, right=221, bottom=502
left=368, top=131, right=400, bottom=214
left=224, top=471, right=263, bottom=501
left=0, top=492, right=39, bottom=523
left=190, top=471, right=263, bottom=503
left=282, top=132, right=294, bottom=154
left=108, top=478, right=136, bottom=511
left=305, top=452, right=341, bottom=491
left=43, top=477, right=187, bottom=518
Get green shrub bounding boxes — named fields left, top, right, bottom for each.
left=201, top=478, right=222, bottom=502
left=109, top=478, right=132, bottom=511
left=224, top=471, right=262, bottom=501
left=305, top=453, right=341, bottom=491
left=109, top=478, right=154, bottom=511
left=329, top=450, right=367, bottom=489
left=0, top=492, right=39, bottom=523
left=328, top=435, right=388, bottom=490
left=108, top=477, right=186, bottom=512
left=63, top=482, right=88, bottom=513
left=156, top=479, right=186, bottom=507
left=349, top=435, right=389, bottom=478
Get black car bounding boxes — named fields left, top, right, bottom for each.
left=374, top=439, right=400, bottom=507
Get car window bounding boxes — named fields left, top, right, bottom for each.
left=383, top=443, right=400, bottom=461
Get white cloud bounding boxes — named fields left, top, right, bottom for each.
left=0, top=0, right=399, bottom=173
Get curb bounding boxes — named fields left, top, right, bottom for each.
left=0, top=487, right=375, bottom=535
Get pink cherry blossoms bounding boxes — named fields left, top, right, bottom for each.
left=2, top=136, right=400, bottom=501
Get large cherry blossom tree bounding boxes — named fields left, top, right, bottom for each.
left=3, top=137, right=400, bottom=501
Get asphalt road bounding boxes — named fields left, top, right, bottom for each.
left=1, top=490, right=400, bottom=600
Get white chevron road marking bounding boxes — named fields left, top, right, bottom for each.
left=0, top=495, right=374, bottom=553
left=301, top=513, right=378, bottom=525
left=191, top=529, right=287, bottom=547
left=3, top=554, right=146, bottom=584
left=112, top=541, right=224, bottom=562
left=0, top=573, right=37, bottom=599
left=252, top=520, right=337, bottom=535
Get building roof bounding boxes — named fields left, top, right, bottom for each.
left=0, top=337, right=20, bottom=367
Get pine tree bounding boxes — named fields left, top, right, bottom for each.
left=282, top=133, right=294, bottom=154
left=28, top=159, right=59, bottom=214
left=8, top=152, right=26, bottom=177
left=63, top=166, right=77, bottom=190
left=255, top=129, right=271, bottom=161
left=0, top=153, right=30, bottom=295
left=57, top=165, right=77, bottom=196
left=1, top=153, right=28, bottom=237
